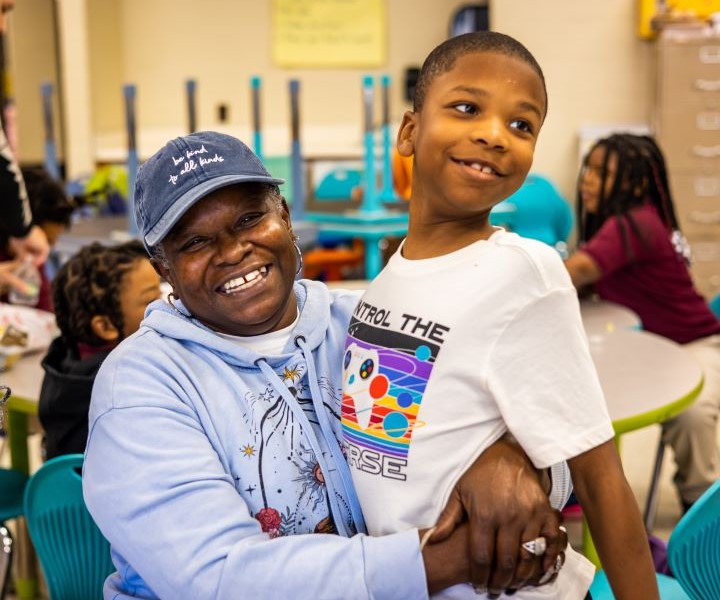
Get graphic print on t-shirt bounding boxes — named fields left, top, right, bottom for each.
left=342, top=304, right=448, bottom=481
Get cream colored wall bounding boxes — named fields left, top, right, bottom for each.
left=7, top=0, right=58, bottom=164
left=10, top=0, right=654, bottom=199
left=492, top=1, right=654, bottom=198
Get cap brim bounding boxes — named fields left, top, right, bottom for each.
left=143, top=173, right=285, bottom=248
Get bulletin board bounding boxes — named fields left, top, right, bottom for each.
left=638, top=0, right=720, bottom=38
left=272, top=0, right=386, bottom=68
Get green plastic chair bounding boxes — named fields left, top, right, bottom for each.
left=667, top=478, right=720, bottom=600
left=23, top=454, right=114, bottom=600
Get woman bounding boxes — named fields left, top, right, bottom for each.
left=83, top=131, right=569, bottom=599
left=565, top=133, right=720, bottom=513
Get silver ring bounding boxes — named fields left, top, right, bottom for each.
left=538, top=552, right=565, bottom=585
left=521, top=536, right=547, bottom=556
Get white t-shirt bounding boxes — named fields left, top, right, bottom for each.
left=341, top=230, right=614, bottom=599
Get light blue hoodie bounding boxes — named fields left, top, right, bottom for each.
left=83, top=279, right=427, bottom=600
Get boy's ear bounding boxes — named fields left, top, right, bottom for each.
left=90, top=315, right=120, bottom=342
left=396, top=111, right=417, bottom=158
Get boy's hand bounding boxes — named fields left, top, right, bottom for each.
left=430, top=436, right=565, bottom=594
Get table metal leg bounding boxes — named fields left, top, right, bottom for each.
left=6, top=409, right=39, bottom=599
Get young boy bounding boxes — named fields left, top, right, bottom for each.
left=341, top=32, right=658, bottom=599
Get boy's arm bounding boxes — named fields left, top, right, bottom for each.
left=569, top=439, right=659, bottom=600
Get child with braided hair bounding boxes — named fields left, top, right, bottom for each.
left=565, top=133, right=720, bottom=513
left=39, top=240, right=161, bottom=459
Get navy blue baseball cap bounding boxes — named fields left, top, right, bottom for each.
left=134, top=131, right=284, bottom=249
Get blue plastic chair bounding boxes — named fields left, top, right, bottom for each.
left=314, top=167, right=362, bottom=201
left=23, top=454, right=114, bottom=600
left=590, top=478, right=720, bottom=598
left=589, top=570, right=688, bottom=599
left=667, top=478, right=720, bottom=599
left=493, top=173, right=573, bottom=250
left=709, top=293, right=720, bottom=318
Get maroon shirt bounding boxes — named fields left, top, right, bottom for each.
left=582, top=203, right=720, bottom=344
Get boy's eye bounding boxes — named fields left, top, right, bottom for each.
left=510, top=119, right=533, bottom=134
left=453, top=103, right=477, bottom=115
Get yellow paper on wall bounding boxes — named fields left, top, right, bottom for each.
left=272, top=0, right=386, bottom=68
left=638, top=0, right=720, bottom=38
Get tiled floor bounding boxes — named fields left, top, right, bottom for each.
left=3, top=418, right=712, bottom=599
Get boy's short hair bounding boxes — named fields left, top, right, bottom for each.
left=52, top=240, right=148, bottom=347
left=21, top=166, right=75, bottom=227
left=413, top=31, right=547, bottom=114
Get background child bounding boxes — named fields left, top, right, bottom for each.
left=39, top=240, right=161, bottom=459
left=342, top=32, right=658, bottom=598
left=565, top=133, right=720, bottom=513
left=0, top=167, right=74, bottom=311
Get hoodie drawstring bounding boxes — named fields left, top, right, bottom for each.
left=255, top=350, right=364, bottom=537
left=295, top=336, right=366, bottom=534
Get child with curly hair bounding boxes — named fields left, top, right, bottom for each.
left=39, top=240, right=161, bottom=459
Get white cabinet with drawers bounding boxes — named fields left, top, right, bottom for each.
left=655, top=31, right=720, bottom=299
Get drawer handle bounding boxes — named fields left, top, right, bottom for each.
left=697, top=113, right=720, bottom=130
left=695, top=179, right=720, bottom=196
left=700, top=46, right=720, bottom=63
left=695, top=79, right=720, bottom=91
left=689, top=211, right=720, bottom=224
left=693, top=145, right=720, bottom=157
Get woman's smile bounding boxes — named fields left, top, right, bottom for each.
left=219, top=265, right=269, bottom=294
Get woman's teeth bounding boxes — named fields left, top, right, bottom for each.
left=223, top=266, right=268, bottom=293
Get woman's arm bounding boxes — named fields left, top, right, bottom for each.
left=569, top=440, right=659, bottom=600
left=564, top=250, right=602, bottom=289
left=430, top=436, right=566, bottom=594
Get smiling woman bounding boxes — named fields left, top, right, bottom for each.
left=80, top=130, right=572, bottom=600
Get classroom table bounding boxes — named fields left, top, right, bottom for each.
left=579, top=298, right=641, bottom=335
left=3, top=350, right=44, bottom=600
left=306, top=201, right=518, bottom=279
left=582, top=328, right=704, bottom=567
left=56, top=214, right=319, bottom=257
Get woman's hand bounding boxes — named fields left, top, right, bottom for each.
left=429, top=436, right=566, bottom=596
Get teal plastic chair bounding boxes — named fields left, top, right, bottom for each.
left=494, top=173, right=573, bottom=250
left=23, top=454, right=114, bottom=600
left=709, top=293, right=720, bottom=318
left=0, top=385, right=28, bottom=599
left=590, top=571, right=688, bottom=600
left=590, top=479, right=720, bottom=599
left=589, top=570, right=688, bottom=599
left=314, top=167, right=362, bottom=200
left=667, top=478, right=720, bottom=599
